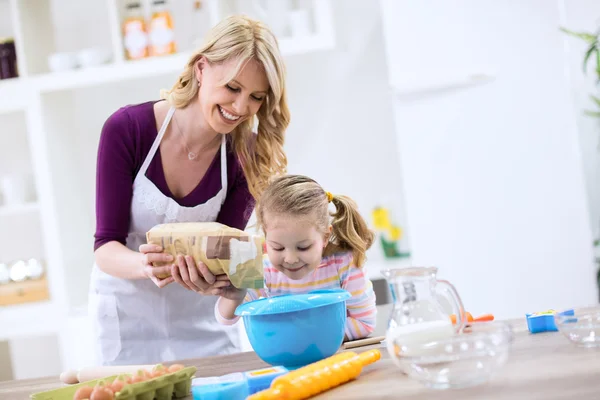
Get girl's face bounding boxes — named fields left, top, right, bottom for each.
left=263, top=213, right=329, bottom=280
left=195, top=56, right=269, bottom=134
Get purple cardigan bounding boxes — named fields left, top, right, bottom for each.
left=94, top=101, right=255, bottom=251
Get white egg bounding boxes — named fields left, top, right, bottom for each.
left=9, top=260, right=28, bottom=282
left=0, top=263, right=10, bottom=284
left=26, top=258, right=45, bottom=279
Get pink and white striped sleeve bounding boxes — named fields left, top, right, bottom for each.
left=338, top=253, right=377, bottom=340
left=214, top=297, right=240, bottom=325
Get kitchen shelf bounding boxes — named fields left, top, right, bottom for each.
left=1, top=0, right=335, bottom=95
left=392, top=73, right=496, bottom=100
left=34, top=52, right=191, bottom=93
left=0, top=202, right=39, bottom=217
left=0, top=276, right=50, bottom=307
left=0, top=78, right=30, bottom=114
left=31, top=31, right=335, bottom=93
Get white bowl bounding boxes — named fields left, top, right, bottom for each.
left=389, top=322, right=513, bottom=390
left=76, top=48, right=112, bottom=68
left=48, top=52, right=78, bottom=72
left=555, top=308, right=600, bottom=348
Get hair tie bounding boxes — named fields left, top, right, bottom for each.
left=325, top=191, right=333, bottom=203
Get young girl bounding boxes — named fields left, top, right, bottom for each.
left=214, top=175, right=377, bottom=340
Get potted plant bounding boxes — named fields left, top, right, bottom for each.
left=560, top=26, right=600, bottom=117
left=561, top=25, right=600, bottom=298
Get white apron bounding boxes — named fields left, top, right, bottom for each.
left=89, top=106, right=241, bottom=366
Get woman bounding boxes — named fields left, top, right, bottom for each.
left=90, top=15, right=290, bottom=366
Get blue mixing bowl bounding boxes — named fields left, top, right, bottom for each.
left=235, top=289, right=351, bottom=369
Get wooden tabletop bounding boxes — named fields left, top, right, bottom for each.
left=2, top=318, right=600, bottom=399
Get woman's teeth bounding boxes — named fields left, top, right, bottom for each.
left=219, top=106, right=240, bottom=121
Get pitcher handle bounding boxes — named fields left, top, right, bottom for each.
left=437, top=279, right=466, bottom=333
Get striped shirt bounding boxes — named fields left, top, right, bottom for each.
left=215, top=251, right=377, bottom=340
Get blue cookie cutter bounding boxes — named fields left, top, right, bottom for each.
left=192, top=366, right=288, bottom=400
left=526, top=309, right=575, bottom=333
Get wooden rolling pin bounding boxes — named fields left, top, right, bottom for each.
left=342, top=335, right=386, bottom=350
left=249, top=350, right=381, bottom=400
left=60, top=365, right=154, bottom=384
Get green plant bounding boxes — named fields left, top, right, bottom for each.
left=563, top=26, right=600, bottom=299
left=560, top=26, right=600, bottom=117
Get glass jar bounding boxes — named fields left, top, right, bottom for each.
left=0, top=37, right=18, bottom=79
left=122, top=2, right=149, bottom=60
left=148, top=0, right=176, bottom=57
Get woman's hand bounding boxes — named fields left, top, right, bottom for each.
left=171, top=255, right=232, bottom=294
left=139, top=244, right=174, bottom=288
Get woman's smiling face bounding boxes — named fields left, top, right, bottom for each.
left=195, top=56, right=269, bottom=134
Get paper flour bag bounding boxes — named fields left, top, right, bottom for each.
left=146, top=222, right=264, bottom=289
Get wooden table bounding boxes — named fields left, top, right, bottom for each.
left=2, top=318, right=600, bottom=399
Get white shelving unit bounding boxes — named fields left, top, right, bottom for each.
left=0, top=78, right=28, bottom=113
left=0, top=302, right=59, bottom=341
left=0, top=0, right=335, bottom=108
left=0, top=202, right=38, bottom=217
left=0, top=0, right=335, bottom=378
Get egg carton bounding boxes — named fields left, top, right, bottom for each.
left=30, top=366, right=197, bottom=400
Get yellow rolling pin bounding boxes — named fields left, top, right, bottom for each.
left=248, top=349, right=381, bottom=400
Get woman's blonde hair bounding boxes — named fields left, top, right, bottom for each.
left=161, top=15, right=289, bottom=200
left=256, top=175, right=375, bottom=267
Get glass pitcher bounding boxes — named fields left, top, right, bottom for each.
left=381, top=267, right=466, bottom=370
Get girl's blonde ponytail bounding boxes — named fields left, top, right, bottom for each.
left=327, top=195, right=374, bottom=268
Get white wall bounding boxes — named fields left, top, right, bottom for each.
left=380, top=0, right=599, bottom=319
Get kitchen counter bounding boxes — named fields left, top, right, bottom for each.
left=1, top=316, right=600, bottom=399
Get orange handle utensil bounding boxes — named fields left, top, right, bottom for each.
left=450, top=312, right=494, bottom=324
left=472, top=313, right=495, bottom=322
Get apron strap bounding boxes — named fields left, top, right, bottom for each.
left=220, top=135, right=228, bottom=197
left=138, top=106, right=176, bottom=177
left=138, top=106, right=228, bottom=199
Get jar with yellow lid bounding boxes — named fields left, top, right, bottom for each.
left=148, top=0, right=177, bottom=57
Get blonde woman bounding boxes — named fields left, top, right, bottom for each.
left=90, top=15, right=290, bottom=365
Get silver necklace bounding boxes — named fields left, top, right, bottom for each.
left=173, top=111, right=202, bottom=161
